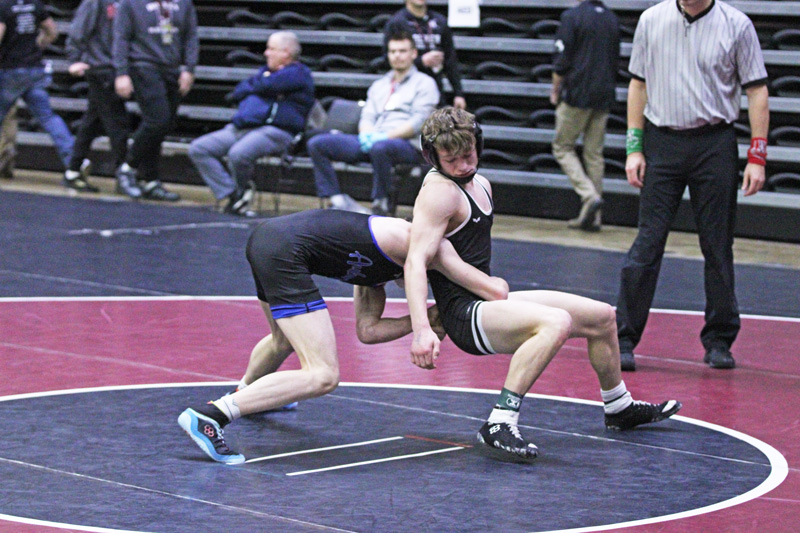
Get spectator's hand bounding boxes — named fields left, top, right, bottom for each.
left=115, top=75, right=134, bottom=99
left=742, top=162, right=766, bottom=197
left=421, top=50, right=444, bottom=70
left=178, top=71, right=194, bottom=96
left=68, top=62, right=90, bottom=77
left=625, top=152, right=646, bottom=188
left=453, top=96, right=467, bottom=110
left=358, top=132, right=374, bottom=152
left=370, top=132, right=388, bottom=145
left=549, top=87, right=560, bottom=106
left=411, top=326, right=440, bottom=370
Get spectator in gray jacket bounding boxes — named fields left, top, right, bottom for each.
left=112, top=0, right=199, bottom=201
left=65, top=0, right=131, bottom=193
left=307, top=31, right=439, bottom=216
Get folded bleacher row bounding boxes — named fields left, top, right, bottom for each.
left=15, top=0, right=800, bottom=240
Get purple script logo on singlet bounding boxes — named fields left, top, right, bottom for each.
left=341, top=251, right=373, bottom=282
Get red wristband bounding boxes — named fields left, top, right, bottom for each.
left=747, top=137, right=767, bottom=166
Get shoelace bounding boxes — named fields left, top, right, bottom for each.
left=505, top=423, right=523, bottom=441
left=210, top=426, right=234, bottom=453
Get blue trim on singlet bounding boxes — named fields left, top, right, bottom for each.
left=270, top=299, right=328, bottom=319
left=368, top=215, right=403, bottom=268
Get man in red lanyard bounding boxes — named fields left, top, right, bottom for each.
left=384, top=0, right=466, bottom=110
left=307, top=31, right=439, bottom=216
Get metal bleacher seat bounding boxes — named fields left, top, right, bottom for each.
left=770, top=125, right=800, bottom=147
left=226, top=9, right=271, bottom=28
left=771, top=75, right=800, bottom=97
left=770, top=28, right=800, bottom=51
left=318, top=54, right=368, bottom=73
left=271, top=11, right=320, bottom=30
left=319, top=13, right=369, bottom=32
left=767, top=172, right=800, bottom=194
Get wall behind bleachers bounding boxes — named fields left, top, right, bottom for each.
left=14, top=0, right=800, bottom=241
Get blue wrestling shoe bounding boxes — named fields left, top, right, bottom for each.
left=177, top=408, right=245, bottom=464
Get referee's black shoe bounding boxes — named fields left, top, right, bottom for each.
left=477, top=421, right=539, bottom=463
left=704, top=347, right=735, bottom=369
left=605, top=400, right=682, bottom=431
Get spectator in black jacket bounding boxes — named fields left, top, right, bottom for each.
left=65, top=0, right=131, bottom=193
left=112, top=0, right=199, bottom=201
left=383, top=0, right=465, bottom=109
left=188, top=32, right=314, bottom=216
left=550, top=0, right=620, bottom=232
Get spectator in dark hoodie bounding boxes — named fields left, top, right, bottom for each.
left=188, top=31, right=314, bottom=216
left=112, top=0, right=199, bottom=201
left=64, top=0, right=131, bottom=193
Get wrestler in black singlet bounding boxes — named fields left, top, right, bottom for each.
left=246, top=210, right=403, bottom=319
left=427, top=174, right=495, bottom=355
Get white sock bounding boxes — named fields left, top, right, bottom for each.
left=236, top=378, right=248, bottom=392
left=488, top=408, right=520, bottom=426
left=602, top=381, right=633, bottom=414
left=65, top=170, right=80, bottom=180
left=212, top=395, right=241, bottom=422
left=120, top=162, right=133, bottom=172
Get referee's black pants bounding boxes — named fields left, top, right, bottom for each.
left=616, top=121, right=741, bottom=354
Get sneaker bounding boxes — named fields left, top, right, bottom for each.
left=579, top=198, right=604, bottom=231
left=704, top=347, right=735, bottom=369
left=141, top=180, right=180, bottom=202
left=330, top=194, right=371, bottom=215
left=604, top=400, right=682, bottom=431
left=476, top=421, right=539, bottom=463
left=371, top=197, right=389, bottom=216
left=177, top=408, right=245, bottom=464
left=115, top=165, right=142, bottom=198
left=620, top=350, right=636, bottom=371
left=225, top=185, right=254, bottom=215
left=63, top=173, right=100, bottom=193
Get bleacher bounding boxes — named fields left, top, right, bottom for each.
left=14, top=0, right=800, bottom=241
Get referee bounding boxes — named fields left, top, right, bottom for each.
left=617, top=0, right=769, bottom=371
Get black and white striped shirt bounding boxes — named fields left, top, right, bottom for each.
left=628, top=0, right=768, bottom=130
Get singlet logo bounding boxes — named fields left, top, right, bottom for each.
left=341, top=251, right=373, bottom=282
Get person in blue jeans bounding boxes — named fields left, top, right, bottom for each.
left=188, top=31, right=314, bottom=216
left=307, top=31, right=439, bottom=216
left=0, top=0, right=74, bottom=172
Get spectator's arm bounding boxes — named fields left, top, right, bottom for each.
left=249, top=63, right=312, bottom=96
left=359, top=84, right=380, bottom=133
left=0, top=23, right=6, bottom=44
left=65, top=0, right=100, bottom=63
left=181, top=1, right=199, bottom=73
left=440, top=25, right=463, bottom=97
left=112, top=0, right=133, bottom=76
left=37, top=17, right=58, bottom=48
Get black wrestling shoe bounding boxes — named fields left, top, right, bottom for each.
left=476, top=421, right=539, bottom=463
left=141, top=180, right=180, bottom=202
left=605, top=400, right=682, bottom=431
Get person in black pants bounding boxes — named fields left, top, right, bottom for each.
left=618, top=0, right=769, bottom=371
left=112, top=0, right=199, bottom=201
left=64, top=0, right=130, bottom=193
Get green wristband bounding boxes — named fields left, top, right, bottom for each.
left=626, top=128, right=644, bottom=155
